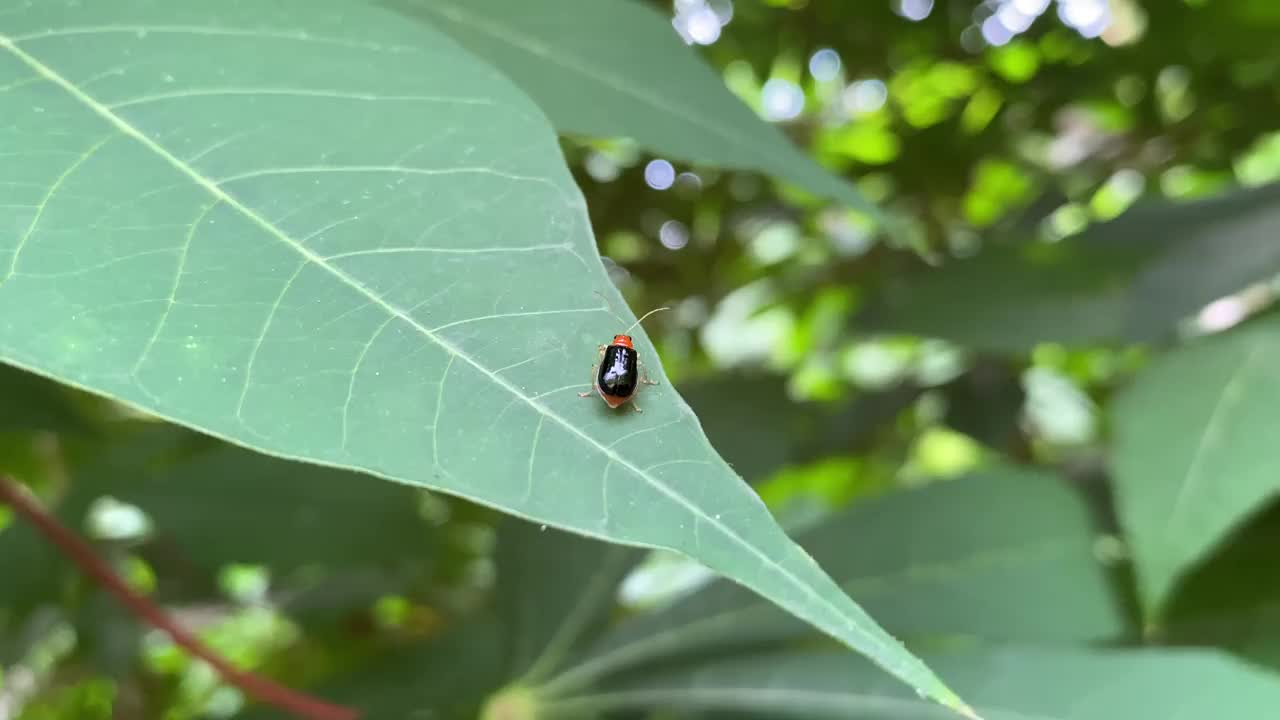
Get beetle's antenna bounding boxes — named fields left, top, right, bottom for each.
left=593, top=290, right=627, bottom=325
left=624, top=306, right=671, bottom=335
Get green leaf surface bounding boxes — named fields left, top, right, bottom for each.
left=386, top=0, right=880, bottom=217
left=554, top=646, right=1280, bottom=719
left=1111, top=311, right=1280, bottom=618
left=0, top=0, right=963, bottom=710
left=862, top=183, right=1280, bottom=352
left=543, top=467, right=1126, bottom=694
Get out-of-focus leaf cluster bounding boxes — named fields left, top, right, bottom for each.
left=8, top=0, right=1280, bottom=718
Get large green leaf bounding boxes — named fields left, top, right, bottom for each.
left=0, top=0, right=966, bottom=711
left=549, top=646, right=1280, bottom=719
left=386, top=0, right=880, bottom=217
left=862, top=183, right=1280, bottom=352
left=540, top=467, right=1126, bottom=694
left=1111, top=311, right=1280, bottom=619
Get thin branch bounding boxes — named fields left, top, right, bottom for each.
left=0, top=475, right=360, bottom=720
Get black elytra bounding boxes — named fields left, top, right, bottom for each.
left=580, top=294, right=670, bottom=411
left=596, top=343, right=639, bottom=403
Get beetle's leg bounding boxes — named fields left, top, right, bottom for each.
left=631, top=402, right=643, bottom=413
left=639, top=365, right=659, bottom=386
left=579, top=364, right=599, bottom=397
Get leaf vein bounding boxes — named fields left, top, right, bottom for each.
left=10, top=24, right=420, bottom=55
left=430, top=307, right=603, bottom=333
left=423, top=1, right=760, bottom=158
left=3, top=134, right=113, bottom=282
left=234, top=262, right=306, bottom=427
left=523, top=415, right=544, bottom=504
left=1161, top=337, right=1273, bottom=548
left=107, top=86, right=496, bottom=110
left=323, top=244, right=570, bottom=261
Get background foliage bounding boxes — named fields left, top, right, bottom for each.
left=5, top=0, right=1280, bottom=718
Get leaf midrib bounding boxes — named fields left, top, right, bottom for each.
left=544, top=687, right=1056, bottom=720
left=0, top=28, right=882, bottom=666
left=542, top=535, right=1081, bottom=695
left=1159, top=335, right=1272, bottom=565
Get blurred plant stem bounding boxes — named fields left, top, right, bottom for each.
left=0, top=476, right=360, bottom=720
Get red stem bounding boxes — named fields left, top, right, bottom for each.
left=0, top=475, right=360, bottom=720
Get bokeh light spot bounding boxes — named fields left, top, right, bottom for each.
left=809, top=48, right=842, bottom=82
left=659, top=219, right=690, bottom=249
left=981, top=15, right=1015, bottom=46
left=842, top=79, right=887, bottom=115
left=896, top=0, right=934, bottom=21
left=1058, top=0, right=1111, bottom=38
left=644, top=159, right=676, bottom=190
left=762, top=78, right=805, bottom=121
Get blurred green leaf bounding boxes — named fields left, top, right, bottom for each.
left=960, top=86, right=1003, bottom=134
left=818, top=120, right=901, bottom=166
left=891, top=60, right=977, bottom=129
left=939, top=361, right=1026, bottom=453
left=493, top=518, right=642, bottom=684
left=235, top=621, right=506, bottom=720
left=0, top=363, right=95, bottom=435
left=963, top=159, right=1033, bottom=228
left=863, top=183, right=1280, bottom=351
left=1111, top=311, right=1280, bottom=618
left=0, top=1, right=964, bottom=707
left=9, top=675, right=115, bottom=720
left=134, top=440, right=437, bottom=590
left=1165, top=500, right=1280, bottom=669
left=561, top=646, right=1280, bottom=720
left=387, top=0, right=881, bottom=217
left=987, top=41, right=1040, bottom=84
left=540, top=467, right=1126, bottom=694
left=0, top=423, right=435, bottom=613
left=680, top=374, right=918, bottom=485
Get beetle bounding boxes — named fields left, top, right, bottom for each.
left=579, top=293, right=670, bottom=412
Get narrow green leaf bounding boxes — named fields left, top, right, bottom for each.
left=1111, top=312, right=1280, bottom=618
left=494, top=518, right=643, bottom=684
left=0, top=1, right=964, bottom=711
left=385, top=0, right=880, bottom=218
left=862, top=183, right=1280, bottom=351
left=544, top=468, right=1126, bottom=694
left=551, top=646, right=1280, bottom=719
